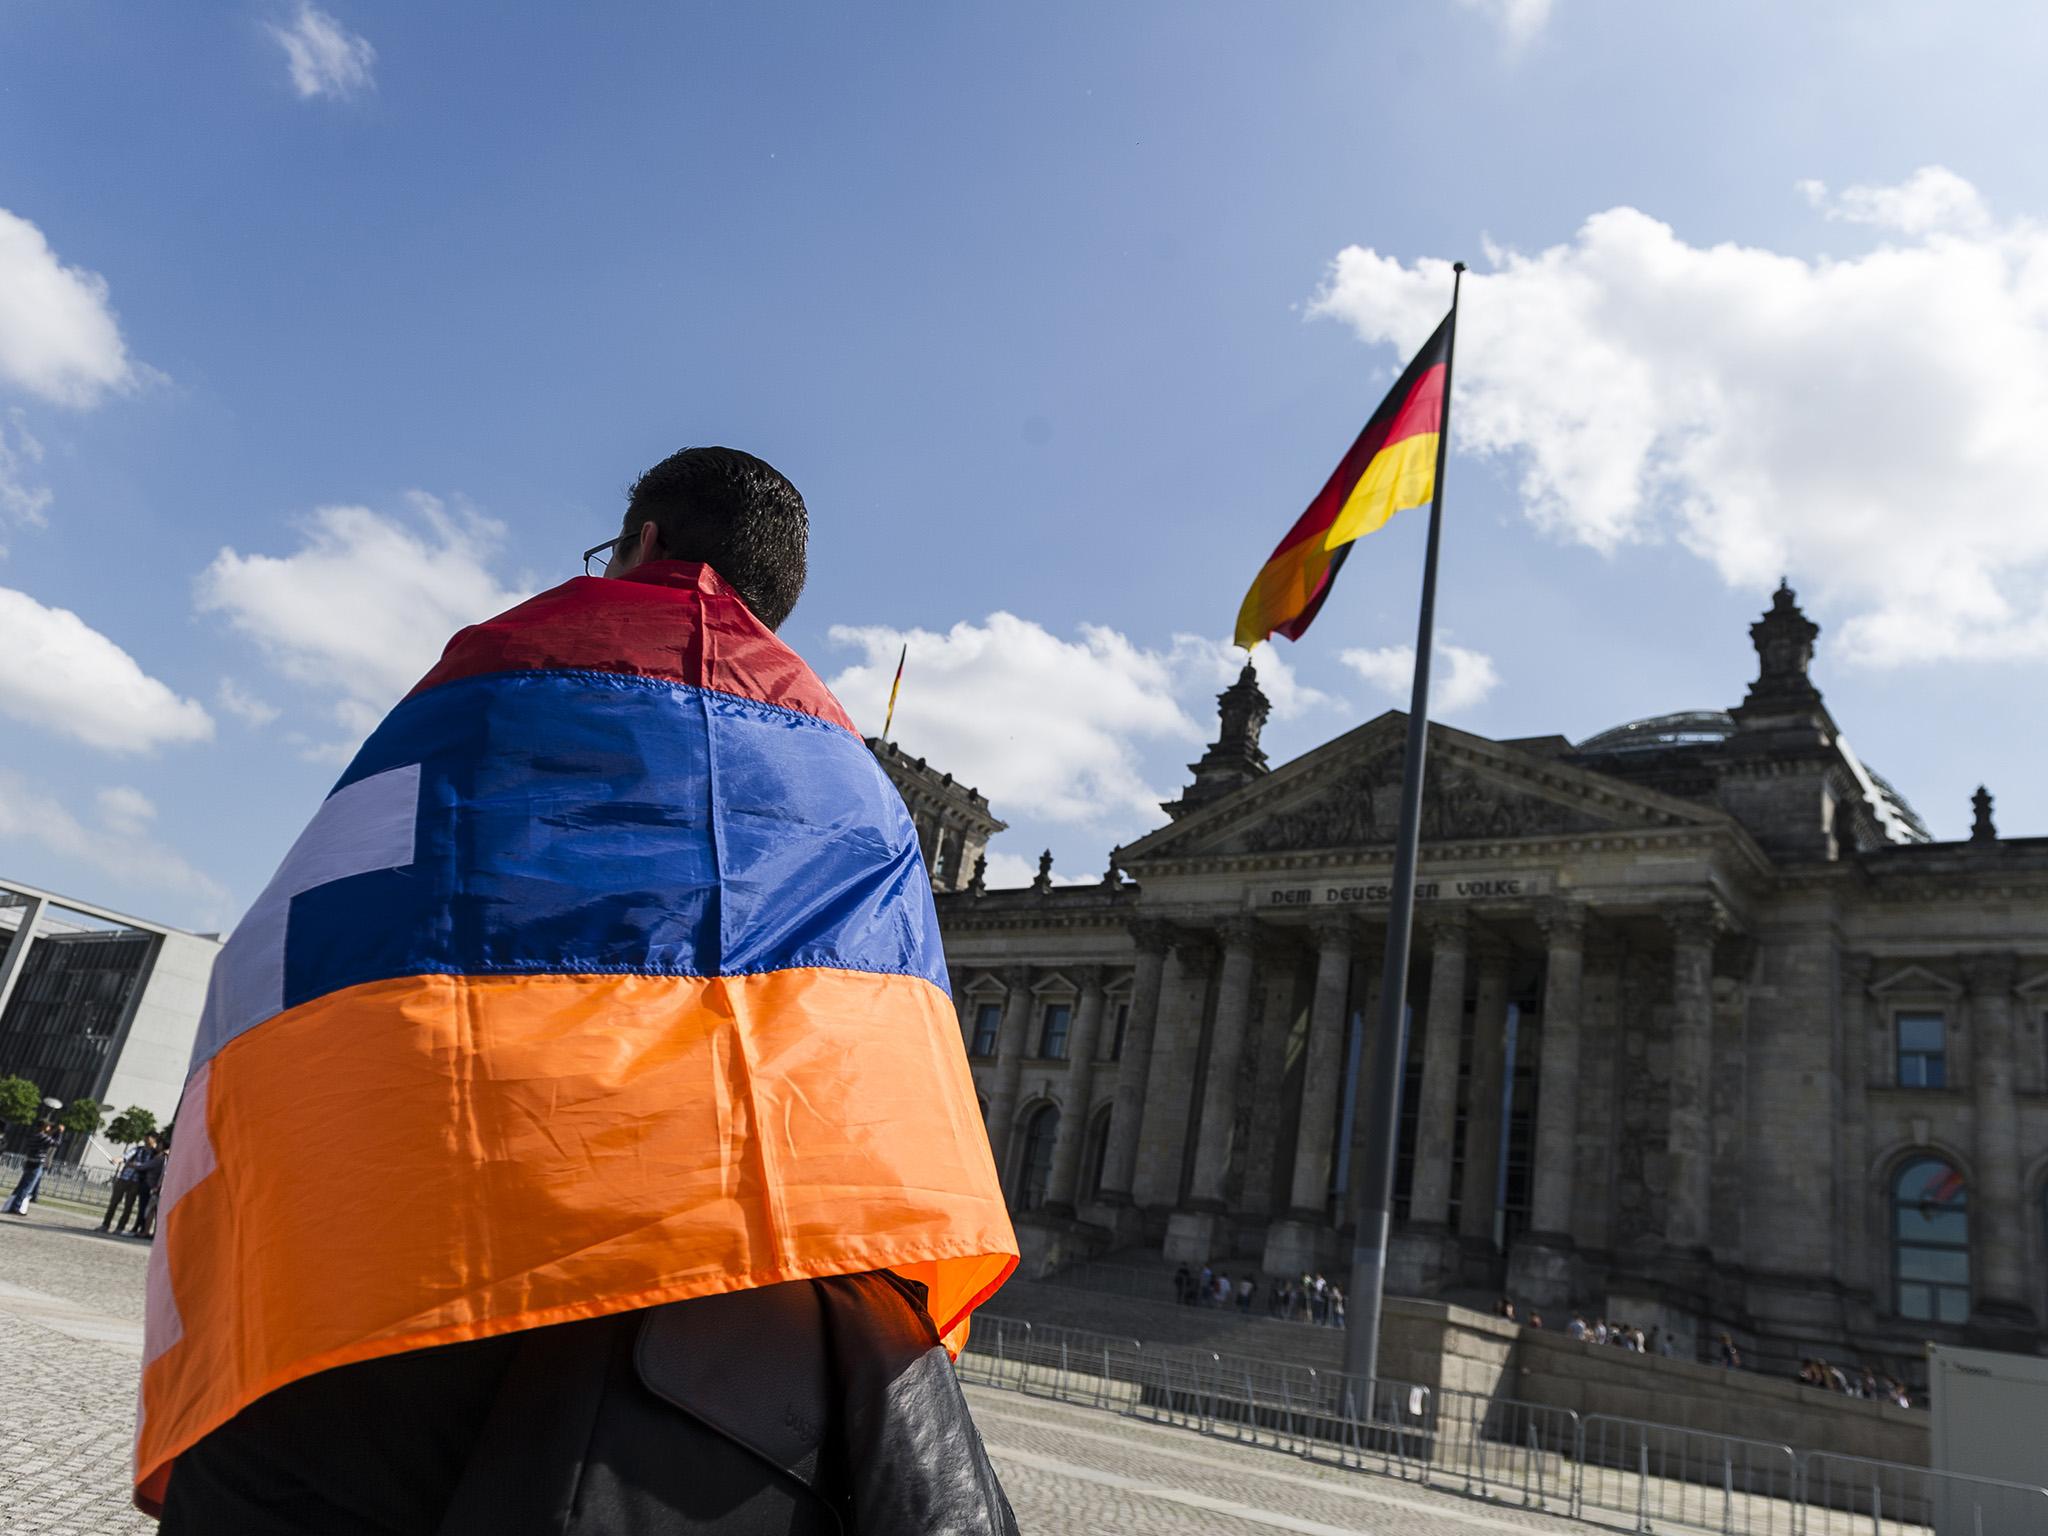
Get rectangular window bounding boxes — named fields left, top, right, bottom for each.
left=1896, top=1012, right=1946, bottom=1088
left=970, top=1003, right=1001, bottom=1058
left=1038, top=1003, right=1072, bottom=1060
left=1110, top=1003, right=1129, bottom=1061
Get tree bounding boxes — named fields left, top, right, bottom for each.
left=0, top=1075, right=38, bottom=1126
left=58, top=1097, right=104, bottom=1136
left=106, top=1105, right=159, bottom=1146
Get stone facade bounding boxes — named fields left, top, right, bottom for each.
left=876, top=586, right=2048, bottom=1382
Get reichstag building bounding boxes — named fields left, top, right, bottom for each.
left=876, top=585, right=2048, bottom=1368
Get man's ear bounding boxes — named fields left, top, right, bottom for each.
left=637, top=520, right=664, bottom=562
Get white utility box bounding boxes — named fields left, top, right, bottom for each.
left=1927, top=1343, right=2048, bottom=1535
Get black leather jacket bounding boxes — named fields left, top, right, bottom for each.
left=161, top=1271, right=1019, bottom=1536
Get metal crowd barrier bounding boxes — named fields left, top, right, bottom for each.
left=1578, top=1414, right=1800, bottom=1535
left=1802, top=1450, right=2048, bottom=1536
left=1432, top=1386, right=1582, bottom=1513
left=957, top=1313, right=2048, bottom=1536
left=0, top=1152, right=116, bottom=1209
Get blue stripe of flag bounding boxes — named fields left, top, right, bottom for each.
left=279, top=670, right=946, bottom=1014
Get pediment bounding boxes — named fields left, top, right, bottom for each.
left=1122, top=712, right=1731, bottom=865
left=1870, top=964, right=1963, bottom=998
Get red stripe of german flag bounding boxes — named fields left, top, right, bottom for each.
left=1235, top=313, right=1453, bottom=650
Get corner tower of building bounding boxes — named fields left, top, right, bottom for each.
left=1162, top=661, right=1272, bottom=820
left=867, top=738, right=1007, bottom=893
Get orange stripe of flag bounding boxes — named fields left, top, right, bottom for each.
left=1235, top=313, right=1453, bottom=649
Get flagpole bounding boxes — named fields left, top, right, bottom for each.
left=1343, top=261, right=1464, bottom=1396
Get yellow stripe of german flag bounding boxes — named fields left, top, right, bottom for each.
left=1235, top=314, right=1453, bottom=650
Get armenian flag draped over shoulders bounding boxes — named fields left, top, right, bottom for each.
left=137, top=560, right=1017, bottom=1512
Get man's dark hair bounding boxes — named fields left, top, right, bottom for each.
left=623, top=446, right=808, bottom=630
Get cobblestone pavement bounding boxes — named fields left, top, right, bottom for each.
left=0, top=1205, right=1587, bottom=1534
left=968, top=1388, right=1590, bottom=1535
left=0, top=1205, right=153, bottom=1536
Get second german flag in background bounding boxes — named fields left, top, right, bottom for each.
left=1234, top=312, right=1454, bottom=651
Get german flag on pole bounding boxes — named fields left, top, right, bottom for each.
left=1234, top=312, right=1453, bottom=650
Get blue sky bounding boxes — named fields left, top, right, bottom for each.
left=6, top=0, right=2048, bottom=930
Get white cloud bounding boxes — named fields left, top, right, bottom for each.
left=215, top=677, right=281, bottom=727
left=1165, top=634, right=1340, bottom=721
left=1340, top=641, right=1500, bottom=715
left=828, top=614, right=1205, bottom=825
left=0, top=587, right=213, bottom=752
left=196, top=495, right=524, bottom=750
left=1309, top=168, right=2048, bottom=666
left=829, top=618, right=1349, bottom=828
left=1454, top=0, right=1553, bottom=45
left=1799, top=168, right=1989, bottom=236
left=0, top=207, right=135, bottom=409
left=0, top=414, right=52, bottom=551
left=0, top=772, right=226, bottom=908
left=94, top=785, right=156, bottom=837
left=270, top=3, right=376, bottom=101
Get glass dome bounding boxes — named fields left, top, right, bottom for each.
left=1572, top=711, right=1736, bottom=756
left=1573, top=711, right=1931, bottom=845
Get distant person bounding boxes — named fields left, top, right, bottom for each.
left=1718, top=1333, right=1742, bottom=1368
left=3, top=1119, right=59, bottom=1215
left=1568, top=1315, right=1588, bottom=1341
left=1528, top=1311, right=1544, bottom=1331
left=99, top=1133, right=157, bottom=1233
left=1237, top=1275, right=1256, bottom=1315
left=133, top=1131, right=169, bottom=1240
left=1174, top=1262, right=1194, bottom=1305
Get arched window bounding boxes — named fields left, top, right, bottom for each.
left=1894, top=1157, right=1969, bottom=1324
left=1016, top=1104, right=1060, bottom=1211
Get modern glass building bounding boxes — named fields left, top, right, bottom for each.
left=0, top=880, right=222, bottom=1167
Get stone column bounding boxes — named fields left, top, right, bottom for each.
left=1095, top=925, right=1170, bottom=1208
left=982, top=965, right=1035, bottom=1187
left=1405, top=913, right=1471, bottom=1228
left=1240, top=943, right=1306, bottom=1218
left=1186, top=918, right=1261, bottom=1208
left=1664, top=904, right=1718, bottom=1255
left=1134, top=939, right=1218, bottom=1210
left=1508, top=902, right=1586, bottom=1309
left=933, top=826, right=961, bottom=891
left=0, top=893, right=46, bottom=1019
left=1457, top=939, right=1514, bottom=1255
left=1968, top=954, right=2034, bottom=1329
left=1833, top=954, right=1874, bottom=1312
left=1262, top=916, right=1354, bottom=1277
left=1041, top=968, right=1108, bottom=1217
left=1344, top=943, right=1386, bottom=1227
